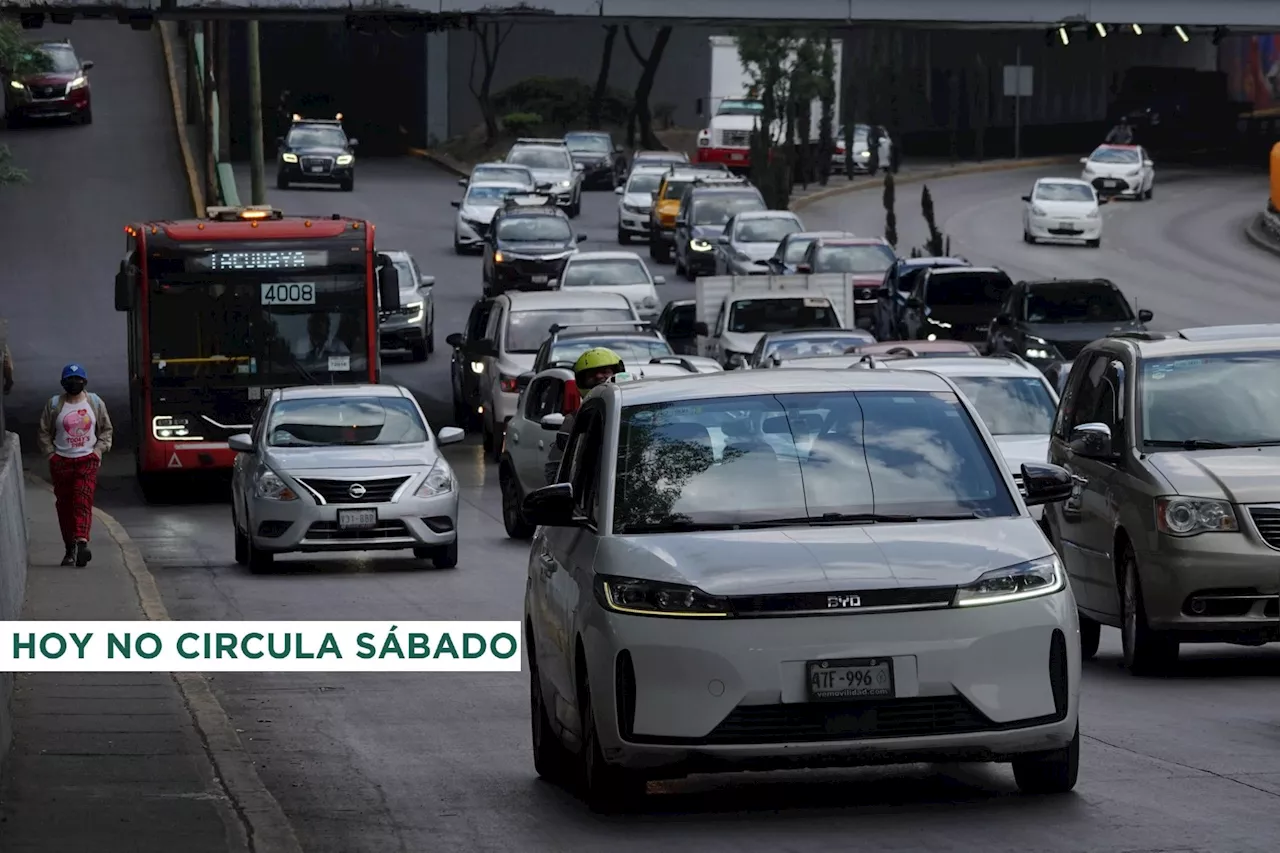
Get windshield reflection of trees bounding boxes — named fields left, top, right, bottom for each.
left=613, top=392, right=1014, bottom=533
left=268, top=398, right=426, bottom=446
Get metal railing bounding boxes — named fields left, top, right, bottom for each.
left=0, top=318, right=8, bottom=437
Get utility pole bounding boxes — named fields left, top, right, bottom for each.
left=1013, top=43, right=1022, bottom=160
left=247, top=19, right=266, bottom=205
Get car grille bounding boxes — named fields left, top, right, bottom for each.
left=1051, top=340, right=1089, bottom=359
left=301, top=156, right=334, bottom=173
left=497, top=256, right=567, bottom=280
left=1248, top=507, right=1280, bottom=549
left=728, top=586, right=955, bottom=616
left=295, top=476, right=409, bottom=504
left=703, top=696, right=999, bottom=744
left=30, top=84, right=64, bottom=99
left=718, top=129, right=751, bottom=147
left=304, top=520, right=410, bottom=540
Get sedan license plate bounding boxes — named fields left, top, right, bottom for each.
left=1058, top=222, right=1080, bottom=232
left=1103, top=178, right=1121, bottom=188
left=309, top=166, right=324, bottom=173
left=531, top=275, right=549, bottom=284
left=337, top=508, right=377, bottom=529
left=806, top=658, right=894, bottom=701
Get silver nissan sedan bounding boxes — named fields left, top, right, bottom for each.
left=228, top=384, right=464, bottom=573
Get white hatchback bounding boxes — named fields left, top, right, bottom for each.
left=521, top=369, right=1081, bottom=811
left=1022, top=178, right=1103, bottom=248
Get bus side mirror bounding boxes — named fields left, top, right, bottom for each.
left=114, top=268, right=134, bottom=311
left=377, top=255, right=400, bottom=312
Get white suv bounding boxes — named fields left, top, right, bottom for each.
left=614, top=164, right=668, bottom=244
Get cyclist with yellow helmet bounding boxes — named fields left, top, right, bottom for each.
left=543, top=347, right=625, bottom=484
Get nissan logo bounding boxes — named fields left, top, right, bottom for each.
left=827, top=594, right=861, bottom=609
left=348, top=483, right=366, bottom=499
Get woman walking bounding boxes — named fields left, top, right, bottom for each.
left=36, top=364, right=113, bottom=567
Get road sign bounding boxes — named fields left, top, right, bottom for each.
left=1003, top=65, right=1033, bottom=98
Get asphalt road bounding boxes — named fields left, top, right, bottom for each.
left=0, top=21, right=190, bottom=443
left=10, top=64, right=1280, bottom=849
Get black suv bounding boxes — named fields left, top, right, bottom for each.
left=276, top=114, right=357, bottom=191
left=898, top=265, right=1013, bottom=345
left=447, top=297, right=495, bottom=429
left=672, top=177, right=764, bottom=279
left=872, top=256, right=970, bottom=341
left=564, top=130, right=627, bottom=189
left=481, top=194, right=586, bottom=296
left=987, top=278, right=1153, bottom=370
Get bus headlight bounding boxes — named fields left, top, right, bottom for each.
left=152, top=415, right=202, bottom=441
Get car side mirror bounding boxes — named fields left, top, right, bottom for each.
left=228, top=434, right=254, bottom=453
left=1069, top=422, right=1114, bottom=459
left=994, top=314, right=1012, bottom=326
left=451, top=200, right=461, bottom=208
left=420, top=275, right=435, bottom=288
left=1138, top=309, right=1153, bottom=323
left=1021, top=194, right=1032, bottom=202
left=348, top=138, right=359, bottom=147
left=717, top=234, right=730, bottom=244
left=1097, top=195, right=1110, bottom=205
left=471, top=338, right=499, bottom=358
left=436, top=426, right=464, bottom=446
left=521, top=483, right=581, bottom=527
left=457, top=177, right=468, bottom=187
left=576, top=234, right=587, bottom=243
left=1143, top=160, right=1152, bottom=166
left=515, top=371, right=535, bottom=392
left=573, top=162, right=585, bottom=171
left=694, top=321, right=710, bottom=337
left=81, top=60, right=94, bottom=71
left=376, top=254, right=400, bottom=312
left=446, top=332, right=465, bottom=349
left=1079, top=157, right=1089, bottom=164
left=727, top=353, right=746, bottom=370
left=1020, top=462, right=1074, bottom=506
left=614, top=186, right=624, bottom=195
left=652, top=275, right=666, bottom=284
left=540, top=413, right=565, bottom=431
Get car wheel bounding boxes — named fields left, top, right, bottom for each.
left=1078, top=614, right=1101, bottom=660
left=429, top=539, right=459, bottom=569
left=80, top=107, right=93, bottom=125
left=410, top=340, right=428, bottom=362
left=1023, top=230, right=1036, bottom=244
left=427, top=326, right=435, bottom=354
left=673, top=250, right=686, bottom=278
left=454, top=239, right=465, bottom=254
left=683, top=261, right=697, bottom=282
left=617, top=227, right=631, bottom=245
left=277, top=173, right=288, bottom=190
left=1086, top=238, right=1101, bottom=248
left=340, top=176, right=354, bottom=192
left=247, top=539, right=274, bottom=575
left=1121, top=544, right=1179, bottom=674
left=501, top=467, right=535, bottom=539
left=530, top=649, right=574, bottom=783
left=578, top=672, right=647, bottom=812
left=482, top=423, right=494, bottom=453
left=1011, top=723, right=1079, bottom=794
left=654, top=241, right=671, bottom=264
left=1144, top=185, right=1153, bottom=200
left=568, top=197, right=581, bottom=218
left=232, top=505, right=249, bottom=567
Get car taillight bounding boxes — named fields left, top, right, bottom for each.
left=500, top=374, right=519, bottom=393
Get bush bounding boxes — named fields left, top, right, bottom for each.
left=501, top=112, right=544, bottom=135
left=492, top=76, right=633, bottom=131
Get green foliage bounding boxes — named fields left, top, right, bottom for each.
left=816, top=35, right=835, bottom=186
left=921, top=184, right=945, bottom=255
left=492, top=76, right=632, bottom=131
left=883, top=171, right=897, bottom=248
left=501, top=112, right=543, bottom=135
left=0, top=20, right=52, bottom=75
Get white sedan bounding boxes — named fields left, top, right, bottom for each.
left=1080, top=144, right=1154, bottom=200
left=1022, top=178, right=1103, bottom=248
left=555, top=251, right=664, bottom=323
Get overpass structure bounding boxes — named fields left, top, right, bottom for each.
left=1, top=0, right=1280, bottom=26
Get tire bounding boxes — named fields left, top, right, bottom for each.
left=1086, top=238, right=1101, bottom=248
left=1023, top=231, right=1036, bottom=244
left=454, top=239, right=465, bottom=255
left=276, top=173, right=288, bottom=190
left=1012, top=723, right=1079, bottom=794
left=247, top=539, right=274, bottom=575
left=501, top=467, right=535, bottom=539
left=578, top=674, right=647, bottom=812
left=1079, top=613, right=1101, bottom=661
left=1145, top=185, right=1153, bottom=200
left=410, top=340, right=428, bottom=362
left=673, top=250, right=686, bottom=279
left=233, top=508, right=249, bottom=567
left=340, top=177, right=354, bottom=192
left=80, top=107, right=93, bottom=125
left=1120, top=544, right=1179, bottom=674
left=653, top=241, right=671, bottom=264
left=568, top=197, right=581, bottom=218
left=430, top=539, right=459, bottom=569
left=482, top=422, right=494, bottom=454
left=427, top=327, right=435, bottom=354
left=684, top=262, right=697, bottom=282
left=530, top=648, right=574, bottom=783
left=618, top=227, right=631, bottom=245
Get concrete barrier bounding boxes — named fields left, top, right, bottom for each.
left=0, top=430, right=30, bottom=774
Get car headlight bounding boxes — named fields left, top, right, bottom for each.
left=1126, top=168, right=1141, bottom=177
left=596, top=576, right=730, bottom=617
left=404, top=300, right=424, bottom=322
left=1023, top=335, right=1059, bottom=360
left=254, top=469, right=297, bottom=501
left=336, top=154, right=354, bottom=165
left=1085, top=209, right=1100, bottom=219
left=954, top=555, right=1064, bottom=607
left=470, top=360, right=485, bottom=374
left=9, top=80, right=23, bottom=90
left=640, top=295, right=658, bottom=308
left=68, top=76, right=87, bottom=90
left=1155, top=497, right=1238, bottom=536
left=281, top=153, right=299, bottom=163
left=557, top=180, right=572, bottom=188
left=152, top=415, right=203, bottom=441
left=1031, top=205, right=1048, bottom=216
left=859, top=150, right=871, bottom=157
left=415, top=459, right=455, bottom=497
left=623, top=203, right=647, bottom=214
left=690, top=238, right=713, bottom=251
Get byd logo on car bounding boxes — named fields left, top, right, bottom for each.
left=827, top=594, right=861, bottom=609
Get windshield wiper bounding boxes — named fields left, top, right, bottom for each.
left=1223, top=440, right=1280, bottom=448
left=1146, top=438, right=1240, bottom=450
left=726, top=512, right=981, bottom=527
left=618, top=521, right=746, bottom=533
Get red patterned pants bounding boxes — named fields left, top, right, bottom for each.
left=49, top=453, right=100, bottom=545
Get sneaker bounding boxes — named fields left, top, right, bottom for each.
left=74, top=540, right=92, bottom=567
left=60, top=546, right=75, bottom=567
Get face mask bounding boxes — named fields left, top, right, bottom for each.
left=62, top=378, right=86, bottom=395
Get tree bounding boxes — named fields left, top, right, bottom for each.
left=920, top=184, right=946, bottom=255
left=0, top=20, right=51, bottom=186
left=816, top=35, right=836, bottom=186
left=883, top=171, right=897, bottom=248
left=622, top=25, right=672, bottom=150
left=588, top=25, right=619, bottom=128
left=736, top=27, right=806, bottom=207
left=467, top=21, right=515, bottom=145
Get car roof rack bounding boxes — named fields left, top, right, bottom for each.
left=987, top=351, right=1033, bottom=367
left=647, top=356, right=700, bottom=372
left=291, top=113, right=343, bottom=123
left=691, top=175, right=751, bottom=186
left=513, top=137, right=568, bottom=146
left=547, top=321, right=652, bottom=335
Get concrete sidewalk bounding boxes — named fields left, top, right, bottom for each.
left=0, top=475, right=267, bottom=851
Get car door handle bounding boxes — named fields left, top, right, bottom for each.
left=1071, top=474, right=1088, bottom=484
left=537, top=552, right=556, bottom=576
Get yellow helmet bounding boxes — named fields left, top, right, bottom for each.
left=573, top=347, right=624, bottom=376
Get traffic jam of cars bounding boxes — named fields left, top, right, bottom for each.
left=184, top=125, right=1280, bottom=813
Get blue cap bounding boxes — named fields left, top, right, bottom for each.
left=61, top=364, right=87, bottom=380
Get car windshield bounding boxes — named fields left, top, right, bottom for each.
left=508, top=148, right=570, bottom=170
left=287, top=126, right=346, bottom=148
left=506, top=308, right=637, bottom=353
left=1026, top=284, right=1133, bottom=323
left=729, top=298, right=839, bottom=333
left=635, top=153, right=686, bottom=166
left=1035, top=182, right=1095, bottom=202
left=765, top=334, right=875, bottom=361
left=662, top=180, right=692, bottom=200
left=734, top=216, right=801, bottom=242
left=783, top=237, right=817, bottom=263
left=693, top=195, right=764, bottom=225
left=473, top=165, right=532, bottom=185
left=266, top=396, right=427, bottom=447
left=561, top=259, right=650, bottom=287
left=717, top=99, right=764, bottom=115
left=31, top=46, right=80, bottom=73
left=812, top=243, right=896, bottom=273
left=565, top=134, right=610, bottom=152
left=466, top=184, right=520, bottom=203
left=626, top=173, right=663, bottom=194
left=1141, top=351, right=1280, bottom=446
left=495, top=215, right=571, bottom=242
left=925, top=273, right=1011, bottom=306
left=949, top=376, right=1057, bottom=436
left=549, top=336, right=672, bottom=365
left=612, top=390, right=1015, bottom=533
left=1090, top=148, right=1140, bottom=163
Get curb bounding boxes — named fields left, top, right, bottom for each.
left=25, top=473, right=304, bottom=853
left=409, top=147, right=469, bottom=178
left=157, top=23, right=205, bottom=217
left=789, top=156, right=1080, bottom=212
left=1244, top=211, right=1280, bottom=259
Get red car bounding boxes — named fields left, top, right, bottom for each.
left=4, top=39, right=93, bottom=126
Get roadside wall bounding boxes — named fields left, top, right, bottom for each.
left=0, top=431, right=30, bottom=775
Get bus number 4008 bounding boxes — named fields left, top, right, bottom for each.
left=261, top=282, right=316, bottom=305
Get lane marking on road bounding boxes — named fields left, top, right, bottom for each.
left=27, top=474, right=304, bottom=853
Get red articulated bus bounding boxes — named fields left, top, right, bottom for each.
left=113, top=205, right=401, bottom=498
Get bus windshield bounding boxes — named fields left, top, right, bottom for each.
left=146, top=274, right=370, bottom=384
